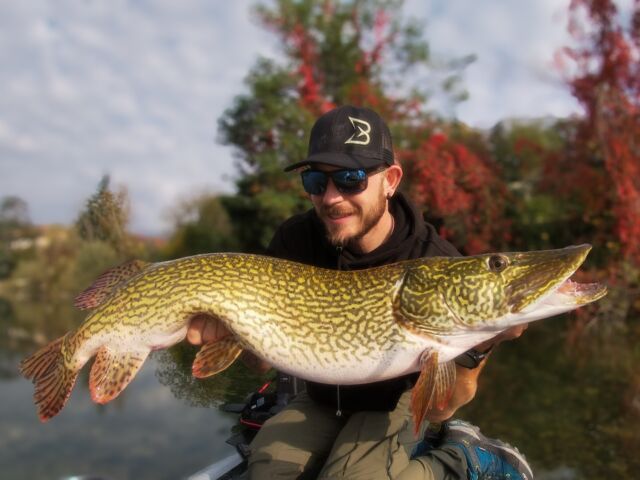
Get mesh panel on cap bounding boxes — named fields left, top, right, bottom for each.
left=381, top=123, right=394, bottom=164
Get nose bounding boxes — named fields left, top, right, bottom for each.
left=319, top=177, right=345, bottom=205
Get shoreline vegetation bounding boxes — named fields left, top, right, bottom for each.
left=2, top=1, right=638, bottom=477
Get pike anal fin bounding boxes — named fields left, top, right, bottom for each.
left=411, top=351, right=457, bottom=435
left=89, top=347, right=150, bottom=404
left=192, top=336, right=243, bottom=378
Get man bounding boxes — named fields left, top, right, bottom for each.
left=188, top=105, right=532, bottom=479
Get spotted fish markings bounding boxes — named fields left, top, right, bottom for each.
left=21, top=246, right=606, bottom=428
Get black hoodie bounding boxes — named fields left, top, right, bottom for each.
left=266, top=192, right=460, bottom=411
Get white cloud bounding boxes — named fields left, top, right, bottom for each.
left=405, top=0, right=581, bottom=126
left=0, top=1, right=278, bottom=235
left=0, top=0, right=608, bottom=235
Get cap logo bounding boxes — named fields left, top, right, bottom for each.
left=344, top=116, right=371, bottom=146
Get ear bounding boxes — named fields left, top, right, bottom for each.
left=383, top=164, right=403, bottom=197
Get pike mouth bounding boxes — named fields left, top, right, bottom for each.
left=508, top=245, right=607, bottom=317
left=519, top=275, right=607, bottom=316
left=554, top=277, right=608, bottom=304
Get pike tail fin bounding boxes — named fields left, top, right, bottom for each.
left=192, top=336, right=243, bottom=378
left=20, top=336, right=79, bottom=422
left=411, top=352, right=456, bottom=435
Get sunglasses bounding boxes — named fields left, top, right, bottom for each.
left=300, top=166, right=387, bottom=195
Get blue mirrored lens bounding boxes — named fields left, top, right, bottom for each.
left=301, top=169, right=369, bottom=195
left=333, top=169, right=367, bottom=187
left=301, top=170, right=328, bottom=195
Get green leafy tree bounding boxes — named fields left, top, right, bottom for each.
left=75, top=175, right=131, bottom=255
left=487, top=119, right=571, bottom=251
left=219, top=60, right=313, bottom=251
left=219, top=0, right=477, bottom=252
left=0, top=196, right=35, bottom=278
left=165, top=193, right=239, bottom=258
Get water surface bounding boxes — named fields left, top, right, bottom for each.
left=0, top=352, right=256, bottom=480
left=2, top=301, right=639, bottom=479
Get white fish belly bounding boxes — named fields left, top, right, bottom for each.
left=262, top=335, right=437, bottom=385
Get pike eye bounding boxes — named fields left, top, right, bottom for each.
left=488, top=255, right=509, bottom=272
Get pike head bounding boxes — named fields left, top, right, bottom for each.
left=395, top=244, right=607, bottom=335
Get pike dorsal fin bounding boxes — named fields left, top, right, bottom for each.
left=74, top=259, right=149, bottom=310
left=410, top=351, right=456, bottom=435
left=192, top=336, right=244, bottom=378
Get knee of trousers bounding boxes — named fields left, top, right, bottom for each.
left=249, top=440, right=314, bottom=470
left=248, top=458, right=306, bottom=479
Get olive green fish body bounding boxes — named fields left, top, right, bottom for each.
left=64, top=254, right=431, bottom=384
left=21, top=245, right=607, bottom=423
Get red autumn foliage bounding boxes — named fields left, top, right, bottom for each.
left=258, top=1, right=510, bottom=253
left=288, top=23, right=336, bottom=115
left=597, top=89, right=640, bottom=263
left=553, top=0, right=640, bottom=264
left=400, top=131, right=510, bottom=254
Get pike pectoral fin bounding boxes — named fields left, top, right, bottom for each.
left=411, top=351, right=457, bottom=435
left=89, top=347, right=150, bottom=404
left=192, top=336, right=243, bottom=378
left=74, top=259, right=149, bottom=310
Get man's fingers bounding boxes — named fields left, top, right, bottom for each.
left=425, top=365, right=481, bottom=423
left=186, top=314, right=232, bottom=345
left=500, top=324, right=528, bottom=342
left=202, top=317, right=229, bottom=343
left=186, top=315, right=206, bottom=345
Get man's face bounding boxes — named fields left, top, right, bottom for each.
left=308, top=164, right=387, bottom=247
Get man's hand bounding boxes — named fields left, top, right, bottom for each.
left=186, top=314, right=272, bottom=374
left=187, top=314, right=231, bottom=345
left=424, top=324, right=528, bottom=423
left=473, top=324, right=528, bottom=353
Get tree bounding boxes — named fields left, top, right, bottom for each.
left=0, top=196, right=31, bottom=235
left=401, top=127, right=510, bottom=253
left=548, top=5, right=640, bottom=464
left=0, top=196, right=34, bottom=279
left=218, top=0, right=492, bottom=253
left=487, top=119, right=578, bottom=252
left=551, top=0, right=640, bottom=265
left=219, top=59, right=313, bottom=251
left=165, top=193, right=238, bottom=257
left=75, top=175, right=132, bottom=255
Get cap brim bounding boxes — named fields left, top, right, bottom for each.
left=284, top=152, right=386, bottom=172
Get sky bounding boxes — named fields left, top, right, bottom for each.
left=0, top=0, right=618, bottom=236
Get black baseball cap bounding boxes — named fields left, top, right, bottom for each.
left=284, top=105, right=394, bottom=172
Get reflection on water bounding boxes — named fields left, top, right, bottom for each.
left=0, top=298, right=269, bottom=480
left=155, top=344, right=270, bottom=409
left=0, top=351, right=265, bottom=480
left=2, top=297, right=639, bottom=479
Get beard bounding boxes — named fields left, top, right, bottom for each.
left=320, top=183, right=387, bottom=247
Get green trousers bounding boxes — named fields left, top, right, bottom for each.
left=247, top=390, right=468, bottom=479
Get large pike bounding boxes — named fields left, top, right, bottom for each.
left=21, top=244, right=606, bottom=428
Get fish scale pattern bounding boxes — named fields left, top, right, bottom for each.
left=64, top=254, right=421, bottom=376
left=22, top=245, right=606, bottom=421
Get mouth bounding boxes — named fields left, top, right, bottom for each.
left=519, top=274, right=607, bottom=315
left=323, top=207, right=357, bottom=224
left=327, top=213, right=354, bottom=222
left=508, top=245, right=607, bottom=315
left=553, top=277, right=608, bottom=304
